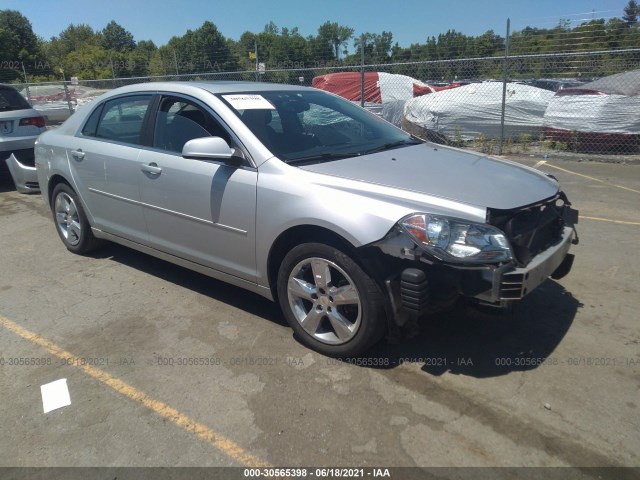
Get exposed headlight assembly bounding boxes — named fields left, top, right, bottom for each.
left=400, top=214, right=513, bottom=263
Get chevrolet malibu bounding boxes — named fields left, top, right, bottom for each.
left=35, top=82, right=578, bottom=357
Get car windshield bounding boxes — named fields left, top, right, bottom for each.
left=217, top=90, right=421, bottom=164
left=0, top=87, right=32, bottom=111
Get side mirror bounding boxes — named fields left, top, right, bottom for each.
left=182, top=137, right=234, bottom=162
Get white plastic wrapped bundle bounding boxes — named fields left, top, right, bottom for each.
left=543, top=70, right=640, bottom=135
left=403, top=82, right=554, bottom=140
left=377, top=72, right=434, bottom=102
left=380, top=100, right=406, bottom=127
left=543, top=93, right=640, bottom=134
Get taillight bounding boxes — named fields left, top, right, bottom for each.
left=19, top=116, right=46, bottom=128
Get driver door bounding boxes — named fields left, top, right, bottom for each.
left=138, top=95, right=257, bottom=282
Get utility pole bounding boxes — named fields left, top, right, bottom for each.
left=360, top=34, right=365, bottom=107
left=499, top=18, right=510, bottom=155
left=255, top=41, right=259, bottom=82
left=21, top=62, right=32, bottom=104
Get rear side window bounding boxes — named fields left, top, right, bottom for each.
left=81, top=104, right=104, bottom=137
left=0, top=87, right=31, bottom=111
left=95, top=95, right=151, bottom=145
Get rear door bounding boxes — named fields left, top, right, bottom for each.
left=70, top=94, right=153, bottom=243
left=138, top=95, right=258, bottom=281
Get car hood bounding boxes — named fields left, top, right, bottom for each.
left=299, top=144, right=559, bottom=210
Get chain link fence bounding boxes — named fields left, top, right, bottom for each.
left=8, top=17, right=640, bottom=157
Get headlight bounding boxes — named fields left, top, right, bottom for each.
left=400, top=214, right=512, bottom=263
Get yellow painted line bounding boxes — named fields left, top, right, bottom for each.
left=581, top=215, right=640, bottom=226
left=0, top=314, right=269, bottom=468
left=544, top=163, right=640, bottom=194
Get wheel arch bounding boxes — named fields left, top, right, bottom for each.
left=267, top=225, right=360, bottom=300
left=266, top=224, right=392, bottom=305
left=47, top=174, right=96, bottom=225
left=270, top=225, right=392, bottom=355
left=47, top=174, right=73, bottom=205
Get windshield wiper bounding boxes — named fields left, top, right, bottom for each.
left=360, top=139, right=422, bottom=155
left=286, top=152, right=359, bottom=165
left=286, top=139, right=422, bottom=165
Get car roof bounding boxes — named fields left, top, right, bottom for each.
left=106, top=81, right=313, bottom=97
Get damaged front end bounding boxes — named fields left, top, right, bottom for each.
left=360, top=192, right=579, bottom=329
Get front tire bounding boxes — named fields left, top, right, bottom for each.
left=51, top=183, right=102, bottom=254
left=277, top=242, right=386, bottom=357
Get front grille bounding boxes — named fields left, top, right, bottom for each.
left=488, top=196, right=566, bottom=266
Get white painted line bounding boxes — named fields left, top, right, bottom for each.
left=546, top=163, right=640, bottom=194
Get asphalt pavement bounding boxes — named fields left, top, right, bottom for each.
left=0, top=155, right=638, bottom=474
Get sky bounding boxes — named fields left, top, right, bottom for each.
left=2, top=0, right=632, bottom=51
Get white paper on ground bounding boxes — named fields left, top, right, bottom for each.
left=41, top=378, right=71, bottom=413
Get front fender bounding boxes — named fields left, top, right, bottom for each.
left=254, top=158, right=486, bottom=287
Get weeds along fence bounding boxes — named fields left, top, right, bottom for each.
left=9, top=17, right=640, bottom=156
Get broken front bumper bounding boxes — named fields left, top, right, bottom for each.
left=4, top=154, right=40, bottom=193
left=474, top=226, right=576, bottom=303
left=380, top=224, right=577, bottom=319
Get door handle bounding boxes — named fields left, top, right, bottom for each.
left=70, top=149, right=85, bottom=160
left=141, top=163, right=162, bottom=175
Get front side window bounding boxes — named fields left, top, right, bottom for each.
left=218, top=90, right=420, bottom=164
left=94, top=95, right=152, bottom=145
left=153, top=97, right=230, bottom=154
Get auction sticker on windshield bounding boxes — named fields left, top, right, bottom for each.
left=222, top=94, right=275, bottom=110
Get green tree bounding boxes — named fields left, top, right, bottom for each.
left=436, top=30, right=472, bottom=59
left=0, top=9, right=39, bottom=58
left=317, top=21, right=354, bottom=60
left=473, top=30, right=504, bottom=57
left=101, top=20, right=135, bottom=52
left=0, top=10, right=40, bottom=81
left=126, top=39, right=156, bottom=76
left=65, top=44, right=112, bottom=79
left=353, top=31, right=393, bottom=62
left=623, top=0, right=638, bottom=27
left=47, top=24, right=102, bottom=69
left=159, top=21, right=238, bottom=75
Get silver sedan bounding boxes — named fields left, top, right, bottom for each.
left=35, top=81, right=578, bottom=357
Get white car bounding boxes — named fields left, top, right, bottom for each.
left=1, top=84, right=46, bottom=192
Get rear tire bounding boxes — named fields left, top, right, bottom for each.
left=51, top=183, right=103, bottom=254
left=277, top=242, right=386, bottom=357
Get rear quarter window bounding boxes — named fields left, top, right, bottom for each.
left=0, top=87, right=31, bottom=111
left=81, top=104, right=104, bottom=137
